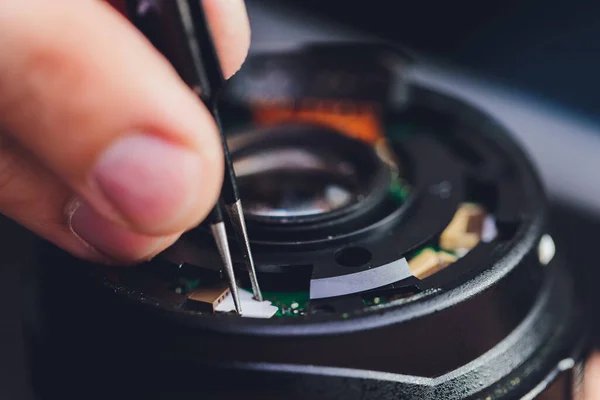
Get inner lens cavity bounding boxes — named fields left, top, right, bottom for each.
left=234, top=147, right=360, bottom=218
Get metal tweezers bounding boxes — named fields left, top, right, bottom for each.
left=127, top=0, right=262, bottom=313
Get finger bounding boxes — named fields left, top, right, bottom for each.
left=106, top=0, right=251, bottom=78
left=585, top=352, right=600, bottom=399
left=0, top=137, right=182, bottom=263
left=0, top=0, right=227, bottom=237
left=68, top=200, right=183, bottom=263
left=202, top=0, right=251, bottom=78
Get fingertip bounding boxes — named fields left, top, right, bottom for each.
left=584, top=352, right=600, bottom=399
left=203, top=0, right=251, bottom=78
left=89, top=132, right=222, bottom=236
left=68, top=199, right=184, bottom=264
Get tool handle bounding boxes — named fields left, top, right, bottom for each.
left=125, top=1, right=195, bottom=86
left=183, top=0, right=239, bottom=203
left=186, top=0, right=226, bottom=99
left=125, top=0, right=224, bottom=101
left=210, top=106, right=239, bottom=204
left=207, top=202, right=224, bottom=225
left=127, top=0, right=238, bottom=202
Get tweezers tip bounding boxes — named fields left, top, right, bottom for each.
left=210, top=221, right=242, bottom=315
left=225, top=201, right=264, bottom=301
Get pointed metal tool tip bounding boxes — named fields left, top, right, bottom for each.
left=211, top=222, right=242, bottom=314
left=231, top=286, right=243, bottom=314
left=226, top=200, right=263, bottom=302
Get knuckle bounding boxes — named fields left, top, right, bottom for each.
left=0, top=36, right=99, bottom=146
left=0, top=44, right=79, bottom=130
left=21, top=40, right=90, bottom=104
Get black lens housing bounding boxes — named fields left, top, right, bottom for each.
left=227, top=123, right=392, bottom=230
left=20, top=43, right=589, bottom=399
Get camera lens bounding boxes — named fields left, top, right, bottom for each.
left=25, top=43, right=589, bottom=400
left=227, top=123, right=393, bottom=228
left=234, top=144, right=357, bottom=218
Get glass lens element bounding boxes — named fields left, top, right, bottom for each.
left=234, top=147, right=359, bottom=218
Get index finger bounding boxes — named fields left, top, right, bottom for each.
left=107, top=0, right=251, bottom=79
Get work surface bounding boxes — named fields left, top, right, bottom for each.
left=2, top=2, right=600, bottom=399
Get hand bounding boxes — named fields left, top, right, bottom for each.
left=585, top=353, right=600, bottom=399
left=0, top=0, right=250, bottom=264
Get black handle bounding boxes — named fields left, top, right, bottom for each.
left=206, top=202, right=224, bottom=225
left=126, top=0, right=225, bottom=101
left=210, top=106, right=239, bottom=204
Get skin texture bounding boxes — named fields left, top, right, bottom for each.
left=585, top=353, right=600, bottom=399
left=0, top=0, right=250, bottom=263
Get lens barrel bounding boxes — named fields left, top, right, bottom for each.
left=21, top=43, right=589, bottom=399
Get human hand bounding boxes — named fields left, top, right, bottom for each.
left=585, top=353, right=600, bottom=399
left=0, top=0, right=249, bottom=264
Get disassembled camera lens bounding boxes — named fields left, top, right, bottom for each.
left=26, top=43, right=588, bottom=399
left=228, top=124, right=387, bottom=222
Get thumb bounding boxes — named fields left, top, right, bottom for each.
left=0, top=0, right=249, bottom=263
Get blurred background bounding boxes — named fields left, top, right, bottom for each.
left=243, top=0, right=600, bottom=340
left=268, top=0, right=600, bottom=125
left=246, top=0, right=600, bottom=213
left=3, top=1, right=600, bottom=398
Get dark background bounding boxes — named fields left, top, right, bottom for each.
left=3, top=1, right=600, bottom=399
left=289, top=0, right=600, bottom=124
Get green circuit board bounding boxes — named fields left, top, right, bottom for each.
left=263, top=291, right=310, bottom=317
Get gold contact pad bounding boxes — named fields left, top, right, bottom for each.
left=408, top=249, right=458, bottom=279
left=440, top=203, right=485, bottom=252
left=188, top=284, right=231, bottom=313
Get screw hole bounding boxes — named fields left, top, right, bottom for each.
left=335, top=247, right=372, bottom=268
